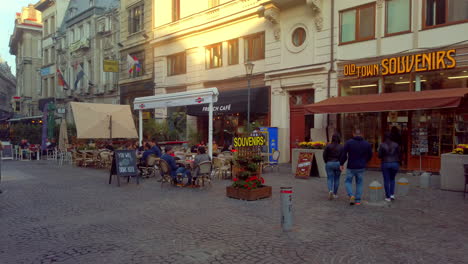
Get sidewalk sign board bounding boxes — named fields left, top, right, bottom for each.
left=109, top=150, right=139, bottom=186
left=1, top=142, right=13, bottom=160
left=295, top=152, right=314, bottom=179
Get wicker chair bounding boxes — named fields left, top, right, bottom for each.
left=212, top=157, right=230, bottom=179
left=71, top=150, right=83, bottom=166
left=138, top=155, right=159, bottom=178
left=196, top=161, right=212, bottom=187
left=98, top=150, right=113, bottom=169
left=159, top=159, right=174, bottom=186
left=464, top=164, right=468, bottom=199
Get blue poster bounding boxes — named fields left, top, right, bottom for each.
left=260, top=127, right=278, bottom=164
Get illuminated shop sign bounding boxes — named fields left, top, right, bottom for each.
left=233, top=136, right=266, bottom=148
left=344, top=49, right=456, bottom=78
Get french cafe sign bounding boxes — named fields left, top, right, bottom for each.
left=344, top=49, right=456, bottom=78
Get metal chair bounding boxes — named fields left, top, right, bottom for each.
left=262, top=150, right=280, bottom=172
left=196, top=161, right=212, bottom=187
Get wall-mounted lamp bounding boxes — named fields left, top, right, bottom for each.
left=117, top=42, right=124, bottom=48
left=142, top=33, right=149, bottom=39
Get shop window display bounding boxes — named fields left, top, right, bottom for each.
left=411, top=110, right=455, bottom=157
left=420, top=69, right=468, bottom=90
left=384, top=74, right=411, bottom=93
left=342, top=113, right=381, bottom=152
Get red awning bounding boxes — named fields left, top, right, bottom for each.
left=305, top=88, right=468, bottom=114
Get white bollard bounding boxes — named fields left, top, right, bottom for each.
left=369, top=181, right=384, bottom=203
left=420, top=172, right=431, bottom=189
left=397, top=177, right=410, bottom=196
left=280, top=187, right=293, bottom=232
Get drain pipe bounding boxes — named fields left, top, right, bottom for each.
left=326, top=0, right=335, bottom=142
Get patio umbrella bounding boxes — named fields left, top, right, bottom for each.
left=58, top=120, right=68, bottom=152
left=70, top=102, right=138, bottom=139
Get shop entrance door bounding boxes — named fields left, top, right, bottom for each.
left=385, top=111, right=410, bottom=169
left=289, top=90, right=315, bottom=158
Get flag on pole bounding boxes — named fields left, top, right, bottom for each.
left=133, top=56, right=142, bottom=73
left=74, top=63, right=84, bottom=90
left=56, top=69, right=69, bottom=90
left=127, top=54, right=137, bottom=74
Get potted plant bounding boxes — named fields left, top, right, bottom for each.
left=227, top=152, right=272, bottom=201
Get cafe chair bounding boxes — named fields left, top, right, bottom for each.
left=138, top=155, right=159, bottom=178
left=159, top=159, right=174, bottom=187
left=196, top=161, right=213, bottom=187
left=262, top=150, right=280, bottom=172
left=212, top=157, right=230, bottom=179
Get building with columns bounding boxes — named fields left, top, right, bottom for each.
left=9, top=5, right=43, bottom=117
left=151, top=0, right=333, bottom=162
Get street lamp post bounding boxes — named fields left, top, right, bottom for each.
left=244, top=61, right=254, bottom=131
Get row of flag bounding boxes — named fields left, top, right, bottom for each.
left=56, top=55, right=141, bottom=90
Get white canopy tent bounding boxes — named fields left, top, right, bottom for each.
left=133, top=88, right=219, bottom=158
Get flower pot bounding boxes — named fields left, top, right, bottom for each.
left=226, top=186, right=272, bottom=201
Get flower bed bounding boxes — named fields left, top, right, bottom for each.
left=298, top=141, right=326, bottom=149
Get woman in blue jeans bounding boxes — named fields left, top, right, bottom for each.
left=378, top=132, right=400, bottom=202
left=323, top=134, right=344, bottom=200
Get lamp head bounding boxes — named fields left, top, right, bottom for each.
left=244, top=61, right=254, bottom=76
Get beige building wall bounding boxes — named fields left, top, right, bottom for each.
left=9, top=5, right=43, bottom=117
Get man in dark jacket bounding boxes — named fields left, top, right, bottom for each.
left=340, top=129, right=373, bottom=205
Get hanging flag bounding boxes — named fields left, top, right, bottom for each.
left=127, top=54, right=137, bottom=74
left=74, top=64, right=84, bottom=90
left=56, top=69, right=69, bottom=90
left=133, top=56, right=142, bottom=73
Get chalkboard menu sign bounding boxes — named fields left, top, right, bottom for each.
left=109, top=150, right=139, bottom=186
left=1, top=142, right=13, bottom=160
left=295, top=152, right=314, bottom=179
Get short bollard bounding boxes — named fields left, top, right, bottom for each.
left=397, top=177, right=410, bottom=196
left=280, top=187, right=293, bottom=232
left=420, top=172, right=431, bottom=189
left=369, top=181, right=384, bottom=203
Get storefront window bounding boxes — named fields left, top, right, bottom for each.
left=420, top=69, right=468, bottom=90
left=384, top=74, right=411, bottom=93
left=455, top=113, right=468, bottom=145
left=342, top=113, right=381, bottom=152
left=411, top=110, right=454, bottom=156
left=340, top=78, right=379, bottom=96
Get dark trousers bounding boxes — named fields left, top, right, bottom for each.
left=382, top=162, right=399, bottom=198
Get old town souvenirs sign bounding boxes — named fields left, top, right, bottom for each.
left=233, top=136, right=266, bottom=148
left=344, top=49, right=456, bottom=78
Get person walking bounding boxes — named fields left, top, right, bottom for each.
left=340, top=129, right=373, bottom=206
left=323, top=134, right=344, bottom=200
left=378, top=132, right=400, bottom=202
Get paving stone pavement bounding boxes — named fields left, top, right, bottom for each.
left=1, top=160, right=468, bottom=264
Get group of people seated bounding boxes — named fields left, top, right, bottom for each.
left=17, top=138, right=57, bottom=160
left=137, top=138, right=211, bottom=187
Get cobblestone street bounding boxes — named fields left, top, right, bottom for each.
left=1, top=160, right=468, bottom=264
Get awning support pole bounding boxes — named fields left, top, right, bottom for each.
left=208, top=102, right=213, bottom=159
left=139, top=110, right=143, bottom=146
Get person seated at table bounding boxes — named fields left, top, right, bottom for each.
left=140, top=143, right=152, bottom=165
left=144, top=138, right=161, bottom=158
left=105, top=140, right=114, bottom=151
left=190, top=144, right=198, bottom=153
left=47, top=138, right=57, bottom=150
left=162, top=146, right=191, bottom=186
left=19, top=139, right=30, bottom=159
left=212, top=141, right=218, bottom=153
left=192, top=146, right=211, bottom=186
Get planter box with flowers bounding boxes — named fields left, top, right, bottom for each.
left=440, top=144, right=468, bottom=191
left=291, top=141, right=327, bottom=178
left=227, top=153, right=272, bottom=200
